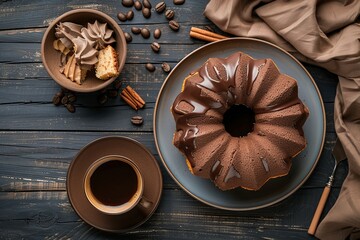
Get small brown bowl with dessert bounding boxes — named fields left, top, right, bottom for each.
left=41, top=9, right=126, bottom=92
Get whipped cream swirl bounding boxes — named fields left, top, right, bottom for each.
left=55, top=22, right=83, bottom=49
left=72, top=37, right=98, bottom=70
left=81, top=20, right=116, bottom=50
left=55, top=20, right=116, bottom=70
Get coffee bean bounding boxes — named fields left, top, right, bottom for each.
left=151, top=42, right=160, bottom=52
left=124, top=32, right=132, bottom=43
left=61, top=95, right=68, bottom=105
left=155, top=2, right=166, bottom=13
left=165, top=9, right=174, bottom=20
left=204, top=26, right=215, bottom=32
left=126, top=10, right=134, bottom=20
left=52, top=94, right=61, bottom=106
left=134, top=0, right=142, bottom=10
left=114, top=80, right=123, bottom=90
left=99, top=88, right=107, bottom=94
left=65, top=103, right=75, bottom=113
left=173, top=0, right=185, bottom=5
left=154, top=28, right=161, bottom=39
left=141, top=28, right=150, bottom=39
left=142, top=0, right=152, bottom=8
left=97, top=93, right=108, bottom=105
left=142, top=7, right=151, bottom=18
left=122, top=0, right=134, bottom=7
left=131, top=116, right=143, bottom=125
left=161, top=62, right=171, bottom=73
left=117, top=12, right=127, bottom=22
left=67, top=93, right=77, bottom=103
left=107, top=89, right=118, bottom=98
left=131, top=27, right=141, bottom=34
left=169, top=20, right=180, bottom=31
left=145, top=63, right=155, bottom=72
left=57, top=90, right=65, bottom=98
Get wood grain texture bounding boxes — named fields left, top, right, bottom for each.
left=0, top=187, right=343, bottom=240
left=0, top=0, right=343, bottom=239
left=0, top=131, right=348, bottom=191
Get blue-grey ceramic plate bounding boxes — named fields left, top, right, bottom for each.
left=154, top=38, right=325, bottom=211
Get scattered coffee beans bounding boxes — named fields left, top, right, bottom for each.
left=146, top=63, right=156, bottom=72
left=65, top=103, right=75, bottom=113
left=117, top=12, right=127, bottom=22
left=142, top=7, right=151, bottom=18
left=155, top=2, right=166, bottom=13
left=97, top=93, right=108, bottom=105
left=107, top=89, right=118, bottom=99
left=161, top=62, right=171, bottom=73
left=151, top=42, right=160, bottom=52
left=169, top=20, right=180, bottom=31
left=126, top=10, right=134, bottom=20
left=122, top=0, right=134, bottom=7
left=124, top=32, right=132, bottom=43
left=52, top=93, right=62, bottom=106
left=173, top=0, right=185, bottom=5
left=165, top=9, right=174, bottom=20
left=114, top=80, right=123, bottom=90
left=131, top=27, right=141, bottom=34
left=61, top=95, right=69, bottom=105
left=67, top=93, right=76, bottom=103
left=99, top=88, right=107, bottom=94
left=154, top=28, right=161, bottom=39
left=131, top=116, right=144, bottom=125
left=134, top=0, right=142, bottom=10
left=142, top=0, right=152, bottom=8
left=52, top=90, right=77, bottom=113
left=141, top=28, right=150, bottom=38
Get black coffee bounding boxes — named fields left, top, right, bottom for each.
left=90, top=160, right=138, bottom=206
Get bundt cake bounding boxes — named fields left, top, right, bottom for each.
left=171, top=51, right=309, bottom=191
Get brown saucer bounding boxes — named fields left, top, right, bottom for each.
left=66, top=136, right=163, bottom=232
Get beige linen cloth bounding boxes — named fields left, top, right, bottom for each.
left=204, top=0, right=360, bottom=239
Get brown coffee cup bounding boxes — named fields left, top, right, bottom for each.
left=84, top=155, right=150, bottom=215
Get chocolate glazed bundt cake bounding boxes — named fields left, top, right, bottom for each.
left=171, top=52, right=309, bottom=191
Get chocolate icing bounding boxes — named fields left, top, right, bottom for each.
left=172, top=51, right=309, bottom=190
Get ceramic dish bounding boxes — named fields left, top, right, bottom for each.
left=41, top=9, right=126, bottom=92
left=67, top=136, right=162, bottom=232
left=154, top=38, right=325, bottom=211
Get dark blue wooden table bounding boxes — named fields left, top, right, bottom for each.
left=0, top=0, right=346, bottom=239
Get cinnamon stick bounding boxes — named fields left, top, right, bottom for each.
left=190, top=27, right=228, bottom=40
left=120, top=85, right=145, bottom=110
left=190, top=27, right=228, bottom=42
left=190, top=31, right=220, bottom=42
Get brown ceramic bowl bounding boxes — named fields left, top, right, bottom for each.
left=41, top=9, right=126, bottom=92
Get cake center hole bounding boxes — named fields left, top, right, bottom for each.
left=223, top=104, right=255, bottom=137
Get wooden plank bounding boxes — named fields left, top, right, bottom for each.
left=0, top=187, right=338, bottom=239
left=0, top=99, right=335, bottom=132
left=0, top=62, right=338, bottom=103
left=0, top=24, right=219, bottom=44
left=0, top=131, right=348, bottom=193
left=0, top=63, right=170, bottom=104
left=0, top=42, right=202, bottom=64
left=0, top=0, right=212, bottom=30
left=0, top=28, right=45, bottom=43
